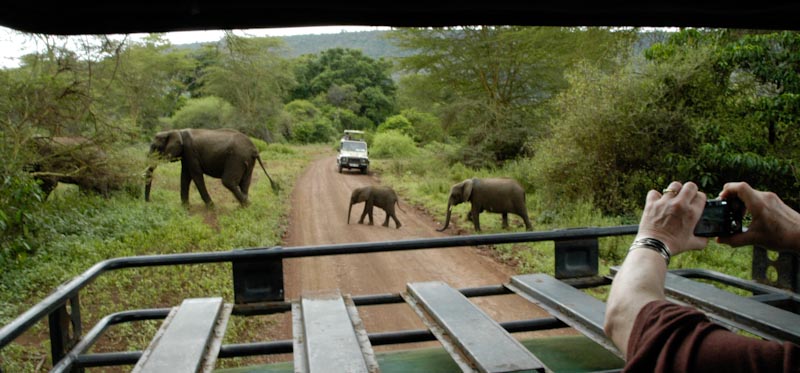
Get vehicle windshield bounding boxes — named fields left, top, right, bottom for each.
left=342, top=141, right=367, bottom=152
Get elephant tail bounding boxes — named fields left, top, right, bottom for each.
left=395, top=199, right=406, bottom=214
left=256, top=155, right=280, bottom=193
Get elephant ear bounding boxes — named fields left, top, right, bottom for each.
left=463, top=179, right=473, bottom=201
left=164, top=130, right=184, bottom=158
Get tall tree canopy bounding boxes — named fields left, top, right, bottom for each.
left=291, top=48, right=396, bottom=126
left=389, top=26, right=635, bottom=165
left=202, top=32, right=295, bottom=141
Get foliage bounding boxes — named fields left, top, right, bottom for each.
left=169, top=96, right=235, bottom=129
left=249, top=137, right=269, bottom=152
left=532, top=58, right=702, bottom=214
left=290, top=48, right=396, bottom=126
left=0, top=145, right=319, bottom=371
left=370, top=130, right=418, bottom=158
left=98, top=34, right=196, bottom=133
left=292, top=118, right=336, bottom=144
left=202, top=33, right=295, bottom=141
left=281, top=99, right=336, bottom=143
left=389, top=26, right=636, bottom=165
left=377, top=114, right=414, bottom=137
left=399, top=108, right=444, bottom=144
left=0, top=171, right=43, bottom=263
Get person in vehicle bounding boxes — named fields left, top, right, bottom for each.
left=604, top=181, right=800, bottom=372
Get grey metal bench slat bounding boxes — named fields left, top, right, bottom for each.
left=508, top=273, right=620, bottom=357
left=133, top=297, right=229, bottom=373
left=407, top=281, right=544, bottom=373
left=664, top=272, right=800, bottom=343
left=293, top=290, right=376, bottom=373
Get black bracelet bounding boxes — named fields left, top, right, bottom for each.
left=628, top=237, right=672, bottom=266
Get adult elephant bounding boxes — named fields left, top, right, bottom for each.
left=347, top=185, right=404, bottom=228
left=437, top=178, right=532, bottom=232
left=144, top=128, right=278, bottom=207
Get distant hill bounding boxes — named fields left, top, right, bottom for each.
left=281, top=30, right=409, bottom=59
left=175, top=29, right=668, bottom=61
left=174, top=30, right=408, bottom=60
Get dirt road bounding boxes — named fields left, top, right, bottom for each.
left=278, top=154, right=573, bottom=347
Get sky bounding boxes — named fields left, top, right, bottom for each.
left=0, top=25, right=389, bottom=68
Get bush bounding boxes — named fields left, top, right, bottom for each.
left=170, top=96, right=235, bottom=129
left=250, top=137, right=269, bottom=153
left=377, top=114, right=415, bottom=137
left=293, top=118, right=336, bottom=144
left=371, top=130, right=419, bottom=159
left=0, top=172, right=44, bottom=264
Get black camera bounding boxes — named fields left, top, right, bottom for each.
left=693, top=196, right=745, bottom=237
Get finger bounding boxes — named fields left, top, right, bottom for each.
left=718, top=231, right=753, bottom=248
left=678, top=181, right=698, bottom=199
left=720, top=181, right=750, bottom=201
left=645, top=189, right=661, bottom=204
left=661, top=181, right=682, bottom=198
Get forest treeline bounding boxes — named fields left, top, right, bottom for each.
left=2, top=27, right=800, bottom=263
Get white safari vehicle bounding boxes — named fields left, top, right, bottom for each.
left=337, top=130, right=369, bottom=174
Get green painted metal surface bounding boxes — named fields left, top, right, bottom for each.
left=215, top=335, right=624, bottom=372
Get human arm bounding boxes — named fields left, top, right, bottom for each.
left=604, top=181, right=708, bottom=355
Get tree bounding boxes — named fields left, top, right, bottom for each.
left=390, top=26, right=635, bottom=164
left=291, top=48, right=396, bottom=127
left=169, top=96, right=235, bottom=129
left=202, top=32, right=295, bottom=141
left=98, top=34, right=195, bottom=133
left=721, top=31, right=800, bottom=152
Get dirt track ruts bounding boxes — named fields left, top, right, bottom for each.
left=276, top=153, right=573, bottom=353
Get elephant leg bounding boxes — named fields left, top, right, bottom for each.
left=222, top=160, right=251, bottom=206
left=358, top=203, right=371, bottom=224
left=239, top=164, right=255, bottom=198
left=389, top=206, right=402, bottom=229
left=187, top=166, right=213, bottom=207
left=222, top=178, right=248, bottom=206
left=365, top=200, right=375, bottom=225
left=471, top=208, right=481, bottom=231
left=520, top=212, right=533, bottom=231
left=502, top=213, right=510, bottom=229
left=381, top=206, right=391, bottom=227
left=180, top=167, right=192, bottom=205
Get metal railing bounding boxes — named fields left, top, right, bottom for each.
left=3, top=224, right=799, bottom=371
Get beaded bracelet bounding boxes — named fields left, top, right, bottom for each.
left=628, top=237, right=672, bottom=266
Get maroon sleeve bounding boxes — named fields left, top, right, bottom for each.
left=625, top=300, right=799, bottom=372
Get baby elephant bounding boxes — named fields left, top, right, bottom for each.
left=348, top=186, right=404, bottom=229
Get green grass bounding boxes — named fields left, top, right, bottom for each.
left=371, top=150, right=757, bottom=299
left=0, top=142, right=761, bottom=371
left=0, top=144, right=326, bottom=371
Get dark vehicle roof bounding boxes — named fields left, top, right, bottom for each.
left=1, top=3, right=799, bottom=35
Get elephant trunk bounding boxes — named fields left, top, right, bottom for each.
left=144, top=165, right=156, bottom=202
left=347, top=201, right=354, bottom=224
left=437, top=201, right=453, bottom=232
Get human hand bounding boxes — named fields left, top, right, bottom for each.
left=718, top=182, right=800, bottom=252
left=636, top=181, right=709, bottom=256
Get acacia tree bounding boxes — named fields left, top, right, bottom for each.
left=97, top=34, right=195, bottom=134
left=390, top=26, right=635, bottom=165
left=202, top=32, right=295, bottom=141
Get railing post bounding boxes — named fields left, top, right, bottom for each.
left=554, top=237, right=599, bottom=279
left=48, top=295, right=82, bottom=372
left=752, top=245, right=800, bottom=294
left=233, top=249, right=285, bottom=304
